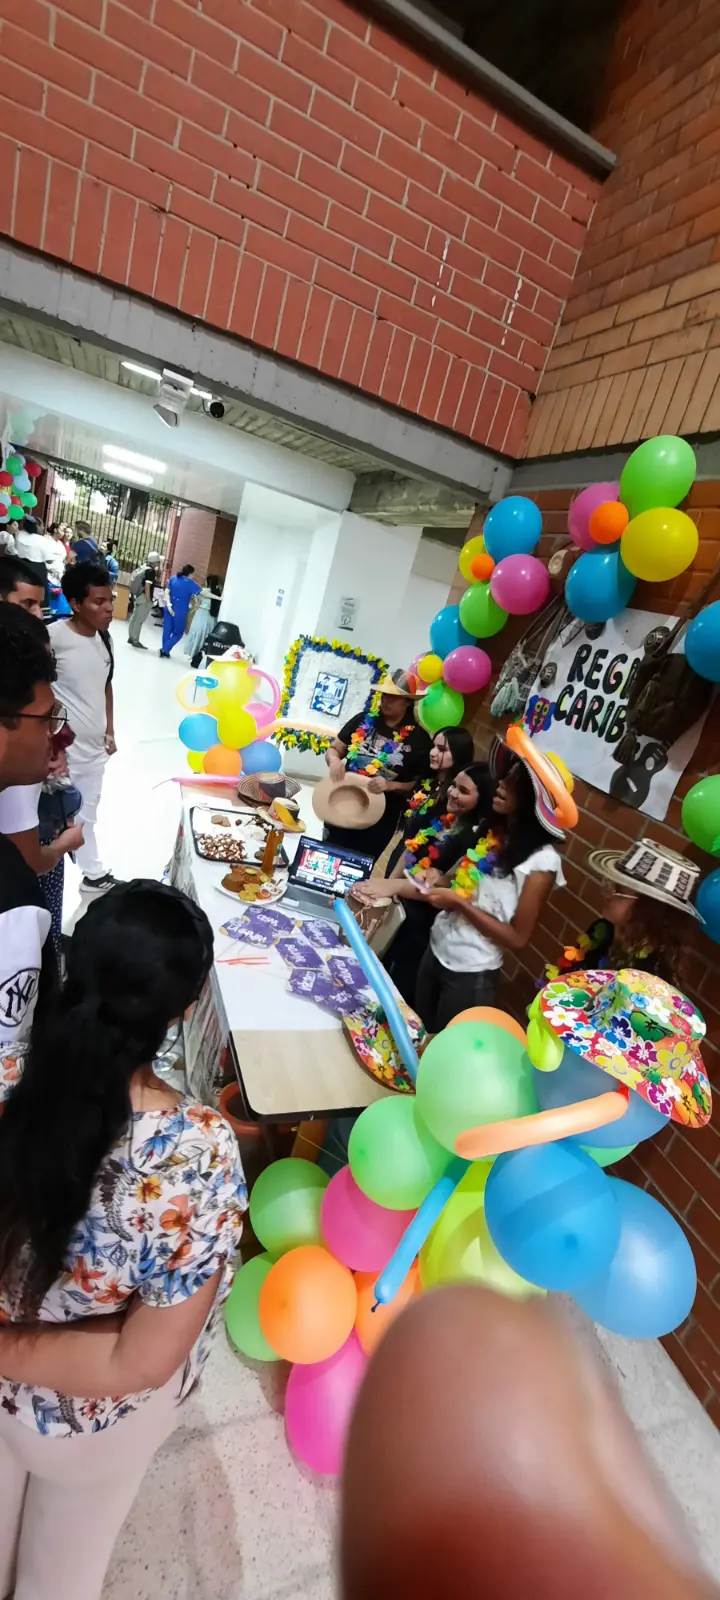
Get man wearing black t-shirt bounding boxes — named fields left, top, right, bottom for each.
left=0, top=605, right=58, bottom=1051
left=324, top=669, right=431, bottom=859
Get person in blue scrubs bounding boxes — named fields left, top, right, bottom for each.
left=160, top=564, right=200, bottom=657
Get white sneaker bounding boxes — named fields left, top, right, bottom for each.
left=79, top=873, right=120, bottom=896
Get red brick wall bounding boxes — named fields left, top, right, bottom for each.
left=460, top=491, right=720, bottom=1418
left=525, top=0, right=720, bottom=456
left=0, top=0, right=599, bottom=455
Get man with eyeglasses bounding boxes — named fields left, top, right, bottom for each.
left=0, top=605, right=61, bottom=1048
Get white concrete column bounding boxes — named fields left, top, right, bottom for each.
left=313, top=513, right=423, bottom=666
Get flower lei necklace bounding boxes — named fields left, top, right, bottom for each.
left=346, top=716, right=414, bottom=777
left=404, top=812, right=453, bottom=875
left=405, top=780, right=435, bottom=818
left=451, top=829, right=502, bottom=900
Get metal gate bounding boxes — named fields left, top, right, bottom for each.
left=44, top=461, right=177, bottom=573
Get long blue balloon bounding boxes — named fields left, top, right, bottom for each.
left=334, top=897, right=419, bottom=1085
left=374, top=1156, right=469, bottom=1305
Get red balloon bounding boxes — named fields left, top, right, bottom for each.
left=25, top=462, right=42, bottom=479
left=0, top=472, right=13, bottom=488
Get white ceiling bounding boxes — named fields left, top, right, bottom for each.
left=0, top=345, right=354, bottom=519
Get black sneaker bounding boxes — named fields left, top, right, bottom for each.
left=79, top=873, right=120, bottom=896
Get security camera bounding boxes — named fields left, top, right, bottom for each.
left=203, top=398, right=226, bottom=419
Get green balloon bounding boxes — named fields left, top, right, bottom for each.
left=7, top=505, right=24, bottom=520
left=348, top=1096, right=450, bottom=1210
left=682, top=775, right=720, bottom=856
left=582, top=1144, right=636, bottom=1168
left=421, top=680, right=464, bottom=733
left=249, top=1158, right=327, bottom=1256
left=458, top=581, right=507, bottom=639
left=225, top=1253, right=279, bottom=1361
left=5, top=454, right=23, bottom=475
left=619, top=434, right=696, bottom=518
left=20, top=492, right=35, bottom=507
left=420, top=1161, right=543, bottom=1298
left=416, top=1021, right=538, bottom=1153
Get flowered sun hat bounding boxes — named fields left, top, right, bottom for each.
left=539, top=968, right=711, bottom=1128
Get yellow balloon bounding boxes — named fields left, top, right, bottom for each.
left=458, top=534, right=487, bottom=583
left=620, top=507, right=698, bottom=582
left=420, top=1163, right=543, bottom=1299
left=187, top=750, right=205, bottom=772
left=418, top=652, right=444, bottom=684
left=206, top=658, right=254, bottom=709
left=216, top=707, right=257, bottom=750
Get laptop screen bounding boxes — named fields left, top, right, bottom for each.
left=289, top=837, right=374, bottom=898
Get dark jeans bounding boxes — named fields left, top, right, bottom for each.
left=416, top=945, right=498, bottom=1033
left=382, top=899, right=437, bottom=1008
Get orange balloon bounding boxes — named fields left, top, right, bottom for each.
left=448, top=1006, right=527, bottom=1046
left=203, top=745, right=242, bottom=777
left=258, top=1246, right=357, bottom=1364
left=589, top=500, right=629, bottom=545
left=355, top=1262, right=421, bottom=1354
left=470, top=552, right=495, bottom=581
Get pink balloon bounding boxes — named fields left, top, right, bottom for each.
left=568, top=482, right=620, bottom=551
left=246, top=668, right=281, bottom=729
left=321, top=1166, right=414, bottom=1272
left=246, top=701, right=275, bottom=730
left=442, top=645, right=492, bottom=694
left=490, top=554, right=550, bottom=615
left=409, top=654, right=423, bottom=676
left=285, top=1332, right=367, bottom=1476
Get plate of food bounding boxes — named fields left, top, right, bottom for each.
left=218, top=863, right=289, bottom=905
left=190, top=806, right=288, bottom=867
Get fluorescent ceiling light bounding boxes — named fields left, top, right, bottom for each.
left=103, top=444, right=166, bottom=473
left=104, top=465, right=153, bottom=487
left=121, top=361, right=162, bottom=381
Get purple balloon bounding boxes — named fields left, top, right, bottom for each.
left=568, top=482, right=621, bottom=551
left=490, top=554, right=550, bottom=615
left=442, top=645, right=492, bottom=694
left=321, top=1166, right=414, bottom=1272
left=285, top=1331, right=367, bottom=1476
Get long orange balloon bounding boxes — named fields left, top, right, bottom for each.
left=448, top=1006, right=527, bottom=1046
left=455, top=1084, right=630, bottom=1161
left=505, top=723, right=579, bottom=831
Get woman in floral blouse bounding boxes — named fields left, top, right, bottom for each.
left=0, top=881, right=247, bottom=1600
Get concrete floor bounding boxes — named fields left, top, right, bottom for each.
left=71, top=620, right=720, bottom=1598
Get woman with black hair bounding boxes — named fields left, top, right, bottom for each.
left=0, top=881, right=246, bottom=1600
left=416, top=750, right=571, bottom=1032
left=384, top=724, right=475, bottom=877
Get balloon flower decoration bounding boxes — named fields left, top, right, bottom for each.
left=175, top=657, right=283, bottom=786
left=564, top=435, right=700, bottom=624
left=411, top=495, right=550, bottom=734
left=0, top=450, right=42, bottom=527
left=225, top=899, right=708, bottom=1478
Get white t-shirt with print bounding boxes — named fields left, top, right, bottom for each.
left=51, top=622, right=109, bottom=761
left=430, top=845, right=565, bottom=973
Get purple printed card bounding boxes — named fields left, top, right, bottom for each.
left=220, top=915, right=275, bottom=948
left=288, top=969, right=337, bottom=1001
left=250, top=908, right=297, bottom=936
left=300, top=919, right=344, bottom=951
left=315, top=985, right=359, bottom=1018
left=327, top=954, right=369, bottom=992
left=276, top=938, right=324, bottom=970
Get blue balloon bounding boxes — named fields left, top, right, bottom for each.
left=685, top=600, right=720, bottom=684
left=533, top=1047, right=669, bottom=1148
left=178, top=712, right=219, bottom=752
left=374, top=1156, right=469, bottom=1307
left=485, top=1142, right=621, bottom=1292
left=483, top=496, right=542, bottom=561
left=565, top=548, right=636, bottom=623
left=696, top=869, right=720, bottom=944
left=574, top=1179, right=696, bottom=1337
left=429, top=604, right=474, bottom=660
left=241, top=739, right=282, bottom=775
left=334, top=897, right=418, bottom=1087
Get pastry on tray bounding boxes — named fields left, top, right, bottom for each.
left=221, top=864, right=279, bottom=903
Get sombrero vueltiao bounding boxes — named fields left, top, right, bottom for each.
left=236, top=771, right=301, bottom=806
left=537, top=968, right=711, bottom=1129
left=587, top=838, right=701, bottom=918
left=376, top=668, right=426, bottom=699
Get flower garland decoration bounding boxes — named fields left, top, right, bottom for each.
left=277, top=636, right=388, bottom=753
left=450, top=829, right=502, bottom=900
left=404, top=780, right=434, bottom=819
left=346, top=717, right=414, bottom=776
left=404, top=812, right=454, bottom=875
left=542, top=918, right=653, bottom=983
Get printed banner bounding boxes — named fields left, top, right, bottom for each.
left=522, top=609, right=710, bottom=822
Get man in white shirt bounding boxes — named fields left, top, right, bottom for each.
left=52, top=563, right=117, bottom=895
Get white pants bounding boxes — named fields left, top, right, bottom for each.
left=68, top=753, right=107, bottom=880
left=0, top=1374, right=182, bottom=1600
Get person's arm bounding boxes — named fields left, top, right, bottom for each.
left=326, top=737, right=348, bottom=783
left=105, top=682, right=116, bottom=755
left=427, top=871, right=555, bottom=952
left=0, top=1269, right=223, bottom=1398
left=3, top=824, right=83, bottom=875
left=366, top=775, right=416, bottom=796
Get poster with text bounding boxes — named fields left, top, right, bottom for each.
left=521, top=609, right=710, bottom=821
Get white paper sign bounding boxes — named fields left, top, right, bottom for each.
left=522, top=609, right=710, bottom=822
left=337, top=595, right=357, bottom=631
